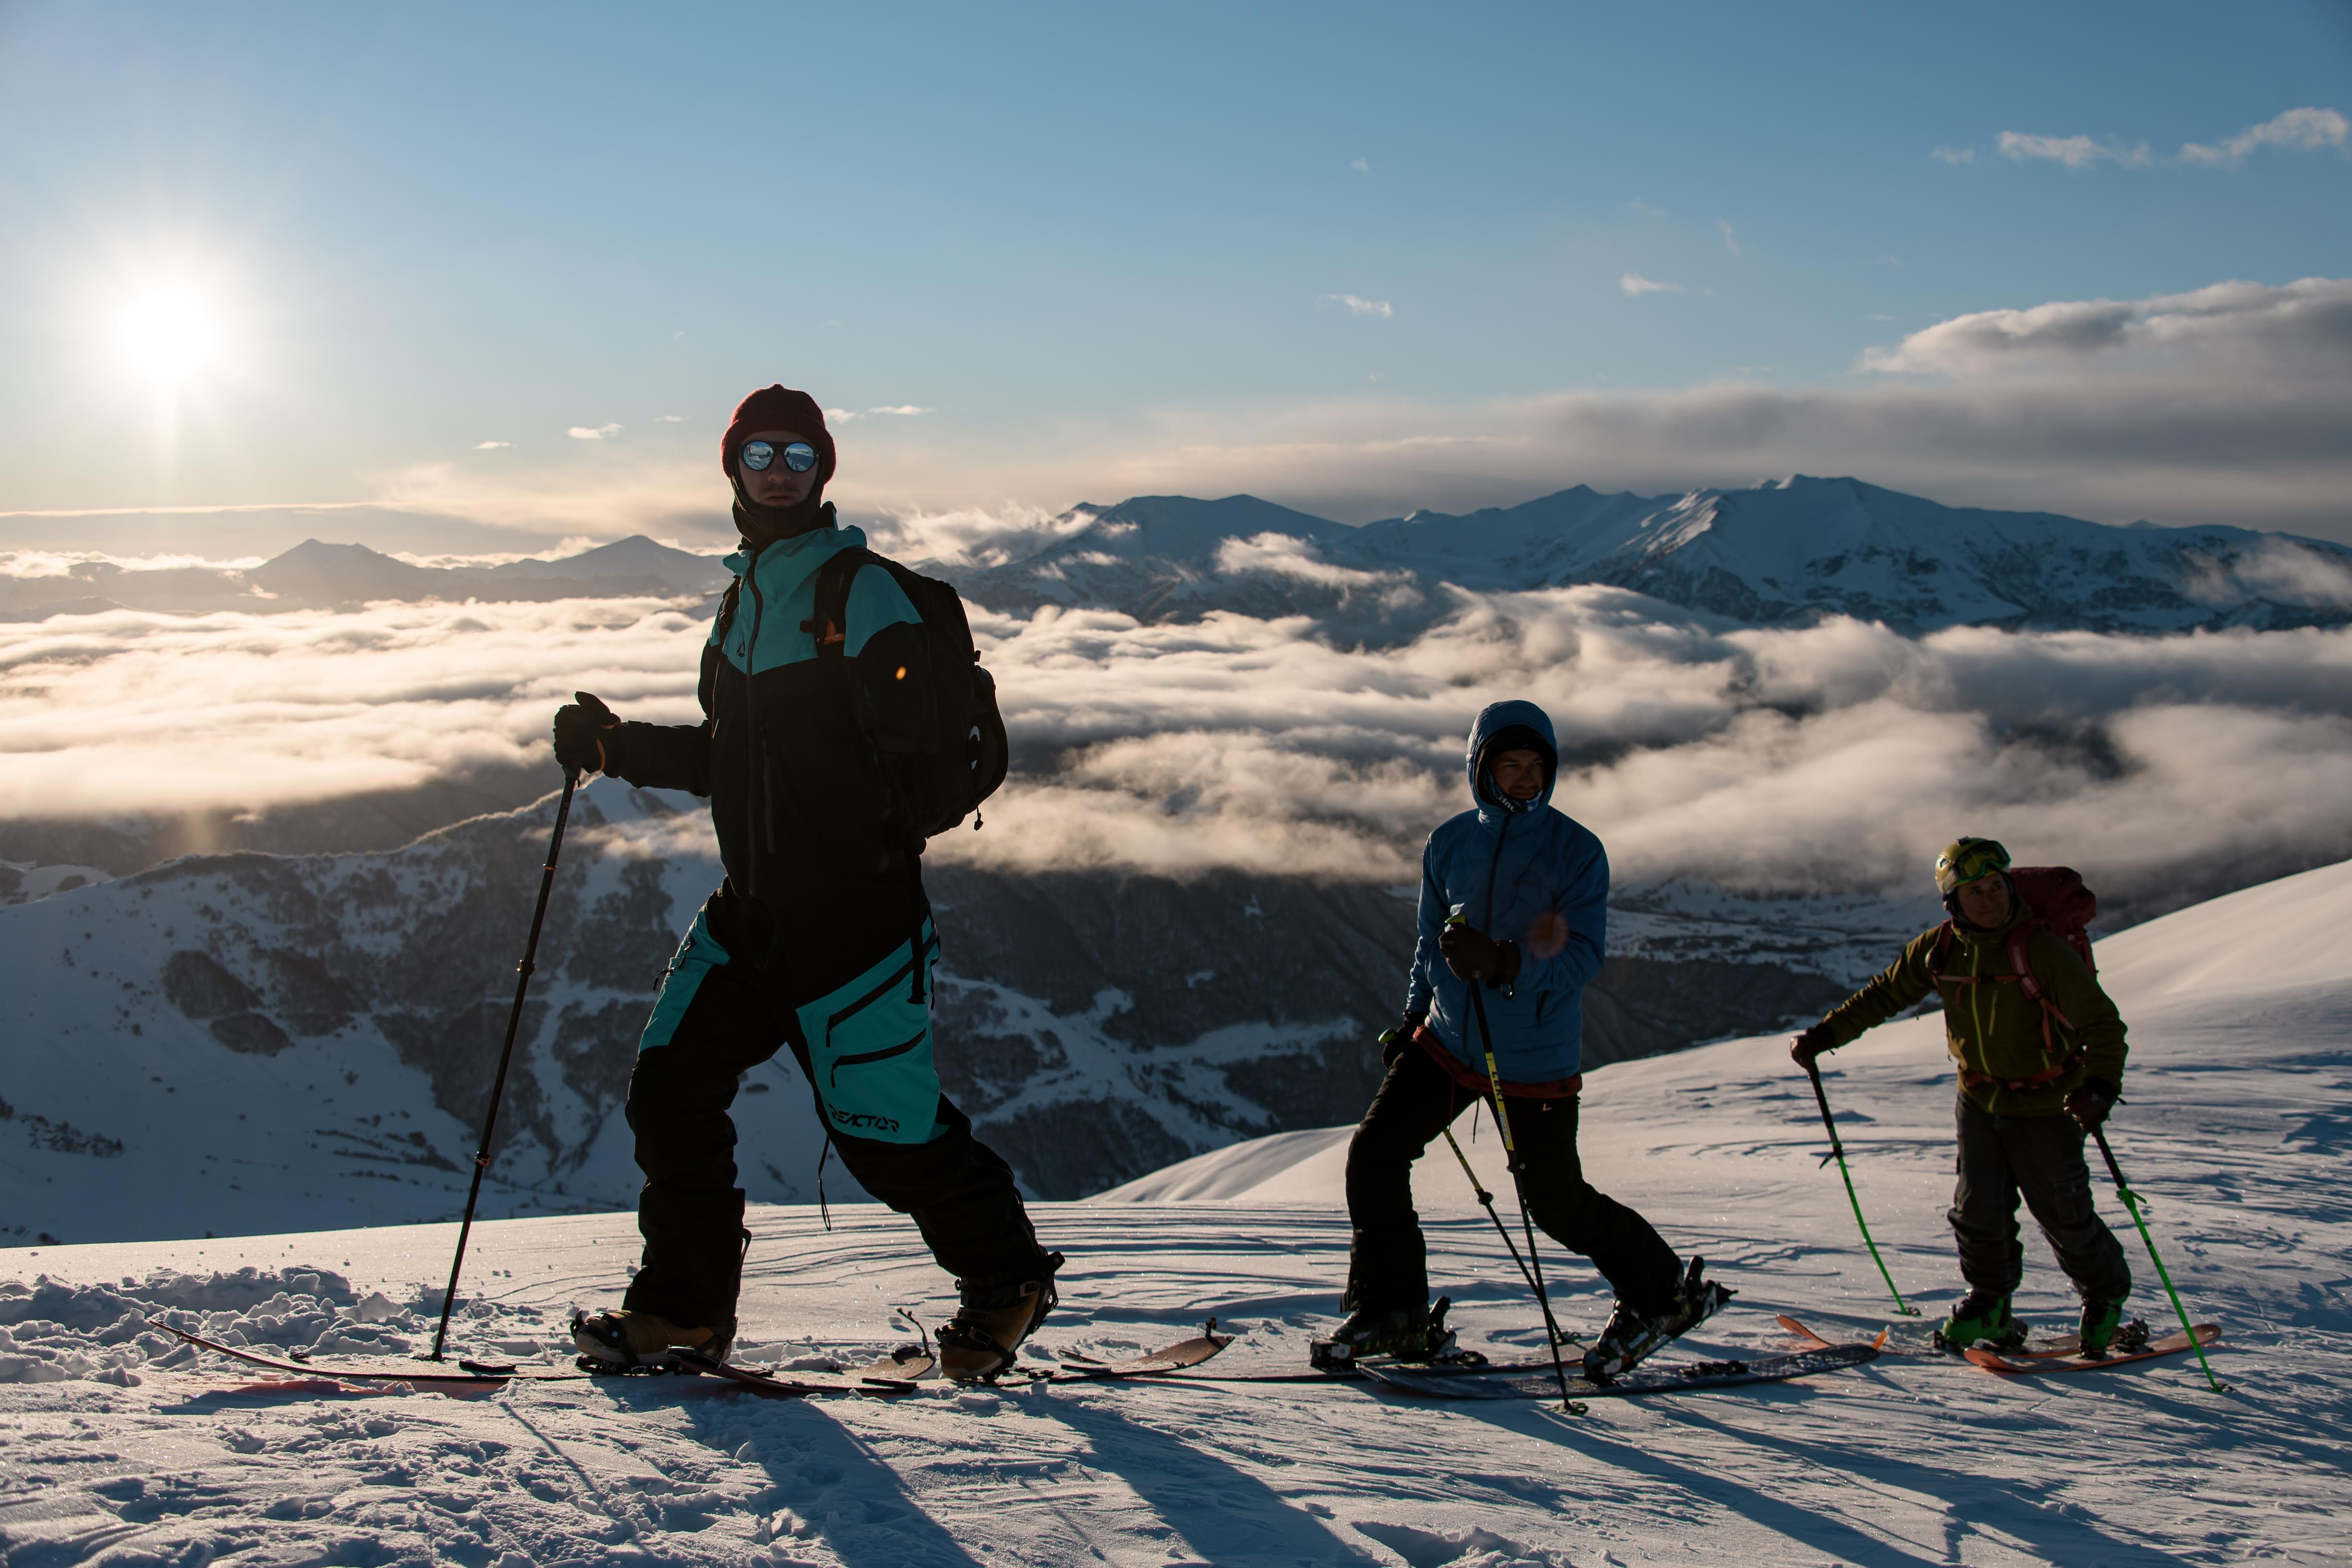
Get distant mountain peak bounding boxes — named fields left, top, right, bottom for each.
left=950, top=476, right=2352, bottom=637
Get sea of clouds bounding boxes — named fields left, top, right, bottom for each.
left=4, top=559, right=2347, bottom=913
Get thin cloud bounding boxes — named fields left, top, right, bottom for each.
left=567, top=424, right=622, bottom=440
left=1997, top=132, right=2154, bottom=169
left=1859, top=276, right=2352, bottom=374
left=1931, top=145, right=1977, bottom=165
left=653, top=414, right=683, bottom=423
left=824, top=407, right=859, bottom=422
left=1350, top=158, right=1370, bottom=174
left=1619, top=274, right=1685, bottom=296
left=1718, top=219, right=1740, bottom=257
left=9, top=582, right=2344, bottom=917
left=867, top=405, right=933, bottom=416
left=2182, top=106, right=2350, bottom=167
left=1322, top=294, right=1394, bottom=320
left=473, top=441, right=509, bottom=450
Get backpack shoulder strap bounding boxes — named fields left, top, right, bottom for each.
left=2004, top=920, right=2051, bottom=1004
left=807, top=546, right=884, bottom=664
left=1926, top=921, right=1958, bottom=985
left=712, top=577, right=744, bottom=651
left=2004, top=919, right=2082, bottom=1059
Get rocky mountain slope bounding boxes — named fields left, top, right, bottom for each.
left=1, top=781, right=1878, bottom=1243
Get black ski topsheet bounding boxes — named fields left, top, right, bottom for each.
left=1360, top=1342, right=1879, bottom=1401
left=147, top=1320, right=579, bottom=1387
left=154, top=1319, right=927, bottom=1397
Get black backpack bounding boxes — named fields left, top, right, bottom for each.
left=809, top=546, right=1008, bottom=839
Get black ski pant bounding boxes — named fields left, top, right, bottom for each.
left=621, top=880, right=1049, bottom=1332
left=1343, top=1045, right=1681, bottom=1318
left=1949, top=1093, right=2129, bottom=1306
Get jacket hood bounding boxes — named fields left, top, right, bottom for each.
left=1464, top=700, right=1560, bottom=818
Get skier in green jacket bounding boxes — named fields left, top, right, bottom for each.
left=1791, top=837, right=2133, bottom=1353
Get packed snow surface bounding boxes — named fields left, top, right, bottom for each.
left=3, top=860, right=2348, bottom=1564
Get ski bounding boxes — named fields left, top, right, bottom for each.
left=1024, top=1325, right=1235, bottom=1384
left=1963, top=1322, right=2221, bottom=1376
left=148, top=1320, right=574, bottom=1388
left=667, top=1347, right=919, bottom=1398
left=1779, top=1313, right=2149, bottom=1361
left=155, top=1319, right=928, bottom=1398
left=1359, top=1342, right=1879, bottom=1401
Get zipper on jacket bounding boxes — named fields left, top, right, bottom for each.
left=741, top=543, right=767, bottom=901
left=1482, top=805, right=1515, bottom=934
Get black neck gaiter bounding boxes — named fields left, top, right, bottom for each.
left=733, top=488, right=834, bottom=547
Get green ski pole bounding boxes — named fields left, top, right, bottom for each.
left=2091, top=1125, right=2228, bottom=1393
left=1804, top=1061, right=1918, bottom=1316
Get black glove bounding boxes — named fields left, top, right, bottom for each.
left=1378, top=1011, right=1427, bottom=1067
left=1438, top=923, right=1520, bottom=985
left=2065, top=1078, right=2116, bottom=1130
left=552, top=692, right=618, bottom=778
left=1790, top=1022, right=1838, bottom=1069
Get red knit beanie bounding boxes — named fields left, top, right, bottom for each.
left=721, top=386, right=836, bottom=487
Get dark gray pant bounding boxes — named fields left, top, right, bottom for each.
left=1343, top=1045, right=1681, bottom=1317
left=1950, top=1093, right=2129, bottom=1304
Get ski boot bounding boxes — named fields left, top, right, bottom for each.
left=570, top=1308, right=732, bottom=1372
left=938, top=1253, right=1064, bottom=1382
left=1932, top=1291, right=2026, bottom=1353
left=2077, top=1298, right=2148, bottom=1358
left=1582, top=1257, right=1734, bottom=1384
left=1310, top=1296, right=1459, bottom=1371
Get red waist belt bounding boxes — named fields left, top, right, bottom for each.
left=1414, top=1025, right=1582, bottom=1100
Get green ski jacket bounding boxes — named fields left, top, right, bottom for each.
left=1819, top=912, right=2128, bottom=1117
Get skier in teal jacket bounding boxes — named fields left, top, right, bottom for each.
left=552, top=386, right=1055, bottom=1379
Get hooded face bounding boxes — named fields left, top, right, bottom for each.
left=1489, top=748, right=1549, bottom=802
left=1463, top=701, right=1561, bottom=816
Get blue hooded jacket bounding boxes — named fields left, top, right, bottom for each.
left=1406, top=700, right=1609, bottom=1083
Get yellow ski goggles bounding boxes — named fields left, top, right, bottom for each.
left=1935, top=837, right=2012, bottom=896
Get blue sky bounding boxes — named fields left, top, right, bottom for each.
left=2, top=0, right=2349, bottom=550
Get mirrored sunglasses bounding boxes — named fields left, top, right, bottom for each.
left=741, top=439, right=818, bottom=474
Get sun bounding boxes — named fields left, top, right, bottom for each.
left=114, top=284, right=226, bottom=390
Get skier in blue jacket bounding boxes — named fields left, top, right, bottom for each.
left=1332, top=700, right=1727, bottom=1380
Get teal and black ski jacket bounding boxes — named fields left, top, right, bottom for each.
left=599, top=515, right=934, bottom=900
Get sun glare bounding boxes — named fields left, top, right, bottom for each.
left=115, top=285, right=226, bottom=389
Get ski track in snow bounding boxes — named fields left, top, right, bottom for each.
left=3, top=864, right=2350, bottom=1565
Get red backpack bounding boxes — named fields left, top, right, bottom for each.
left=1927, top=866, right=2098, bottom=1089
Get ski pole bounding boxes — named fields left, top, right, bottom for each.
left=1454, top=944, right=1580, bottom=1414
left=1438, top=1124, right=1549, bottom=1311
left=429, top=772, right=580, bottom=1362
left=2090, top=1125, right=2228, bottom=1393
left=1804, top=1061, right=1918, bottom=1316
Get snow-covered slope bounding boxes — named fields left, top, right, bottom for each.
left=950, top=476, right=2352, bottom=635
left=1, top=860, right=2343, bottom=1564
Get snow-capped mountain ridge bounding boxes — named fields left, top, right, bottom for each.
left=950, top=474, right=2352, bottom=634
